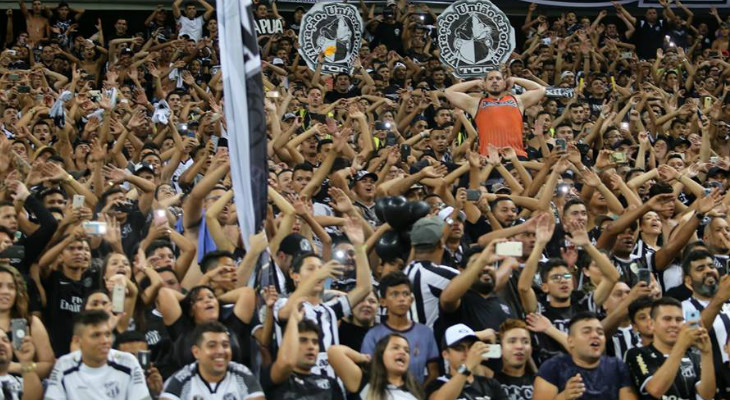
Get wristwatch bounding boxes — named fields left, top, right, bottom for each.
left=457, top=364, right=471, bottom=377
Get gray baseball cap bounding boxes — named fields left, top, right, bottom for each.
left=410, top=217, right=444, bottom=247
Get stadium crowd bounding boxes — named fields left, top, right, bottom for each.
left=0, top=0, right=727, bottom=398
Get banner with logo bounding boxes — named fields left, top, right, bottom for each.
left=437, top=0, right=515, bottom=78
left=298, top=2, right=363, bottom=75
left=520, top=0, right=729, bottom=6
left=217, top=0, right=268, bottom=248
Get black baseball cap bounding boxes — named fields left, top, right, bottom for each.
left=279, top=233, right=313, bottom=256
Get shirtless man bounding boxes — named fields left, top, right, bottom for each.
left=19, top=0, right=50, bottom=45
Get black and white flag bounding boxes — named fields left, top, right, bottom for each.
left=298, top=2, right=363, bottom=74
left=217, top=0, right=268, bottom=247
left=437, top=0, right=515, bottom=78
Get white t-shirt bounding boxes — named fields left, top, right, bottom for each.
left=0, top=374, right=23, bottom=400
left=44, top=349, right=150, bottom=400
left=177, top=15, right=204, bottom=42
left=161, top=361, right=263, bottom=400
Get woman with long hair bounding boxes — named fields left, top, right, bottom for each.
left=156, top=284, right=256, bottom=371
left=329, top=333, right=424, bottom=400
left=0, top=265, right=54, bottom=378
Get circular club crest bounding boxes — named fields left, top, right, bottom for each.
left=437, top=0, right=515, bottom=78
left=298, top=3, right=363, bottom=75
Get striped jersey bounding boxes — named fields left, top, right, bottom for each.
left=404, top=260, right=459, bottom=328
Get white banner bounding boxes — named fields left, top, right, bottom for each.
left=298, top=2, right=363, bottom=75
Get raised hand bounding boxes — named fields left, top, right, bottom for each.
left=342, top=214, right=364, bottom=246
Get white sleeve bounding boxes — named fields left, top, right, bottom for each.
left=127, top=357, right=152, bottom=400
left=43, top=362, right=67, bottom=400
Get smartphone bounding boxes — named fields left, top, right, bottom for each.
left=704, top=96, right=712, bottom=109
left=88, top=90, right=101, bottom=102
left=685, top=309, right=700, bottom=327
left=611, top=152, right=627, bottom=163
left=556, top=183, right=571, bottom=195
left=481, top=344, right=502, bottom=359
left=10, top=319, right=27, bottom=351
left=72, top=195, right=85, bottom=209
left=541, top=37, right=552, bottom=45
left=7, top=74, right=19, bottom=82
left=137, top=350, right=150, bottom=370
left=496, top=242, right=523, bottom=257
left=400, top=144, right=411, bottom=162
left=637, top=268, right=651, bottom=285
left=82, top=221, right=107, bottom=236
left=17, top=85, right=30, bottom=94
left=466, top=189, right=481, bottom=202
left=711, top=156, right=720, bottom=164
left=555, top=138, right=567, bottom=151
left=619, top=121, right=630, bottom=131
left=154, top=209, right=167, bottom=225
left=386, top=132, right=397, bottom=147
left=265, top=91, right=280, bottom=98
left=621, top=52, right=633, bottom=60
left=112, top=283, right=125, bottom=313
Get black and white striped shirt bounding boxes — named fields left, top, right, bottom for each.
left=607, top=325, right=641, bottom=361
left=404, top=260, right=459, bottom=328
left=682, top=296, right=730, bottom=364
left=273, top=296, right=351, bottom=378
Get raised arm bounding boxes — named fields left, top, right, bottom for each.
left=444, top=80, right=482, bottom=116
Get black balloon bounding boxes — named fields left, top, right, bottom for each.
left=407, top=201, right=431, bottom=224
left=376, top=230, right=405, bottom=262
left=375, top=196, right=391, bottom=222
left=383, top=196, right=410, bottom=229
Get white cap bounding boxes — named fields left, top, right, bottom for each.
left=438, top=206, right=466, bottom=222
left=444, top=324, right=478, bottom=347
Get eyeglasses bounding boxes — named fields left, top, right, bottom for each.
left=548, top=273, right=573, bottom=282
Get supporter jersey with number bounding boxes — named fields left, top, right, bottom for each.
left=625, top=344, right=702, bottom=400
left=44, top=349, right=150, bottom=400
left=161, top=361, right=263, bottom=400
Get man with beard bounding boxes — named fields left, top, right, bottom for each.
left=702, top=216, right=730, bottom=269
left=0, top=328, right=42, bottom=400
left=493, top=319, right=534, bottom=400
left=682, top=250, right=730, bottom=368
left=439, top=243, right=516, bottom=339
left=534, top=312, right=637, bottom=400
left=626, top=297, right=715, bottom=400
left=445, top=70, right=546, bottom=158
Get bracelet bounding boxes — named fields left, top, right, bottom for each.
left=20, top=362, right=36, bottom=374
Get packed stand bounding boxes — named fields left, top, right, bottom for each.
left=0, top=0, right=727, bottom=399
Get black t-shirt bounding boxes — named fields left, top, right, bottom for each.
left=120, top=206, right=151, bottom=259
left=426, top=375, right=508, bottom=400
left=42, top=270, right=96, bottom=357
left=325, top=87, right=361, bottom=103
left=371, top=21, right=404, bottom=54
left=437, top=291, right=515, bottom=346
left=260, top=365, right=344, bottom=400
left=635, top=19, right=666, bottom=60
left=166, top=305, right=255, bottom=371
left=338, top=319, right=370, bottom=353
left=144, top=309, right=175, bottom=379
left=493, top=371, right=535, bottom=400
left=534, top=291, right=588, bottom=365
left=537, top=354, right=633, bottom=400
left=625, top=344, right=702, bottom=400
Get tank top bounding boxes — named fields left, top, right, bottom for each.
left=474, top=95, right=526, bottom=157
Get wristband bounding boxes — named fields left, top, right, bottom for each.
left=20, top=362, right=36, bottom=374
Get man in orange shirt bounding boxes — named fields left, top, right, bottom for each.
left=445, top=70, right=545, bottom=158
